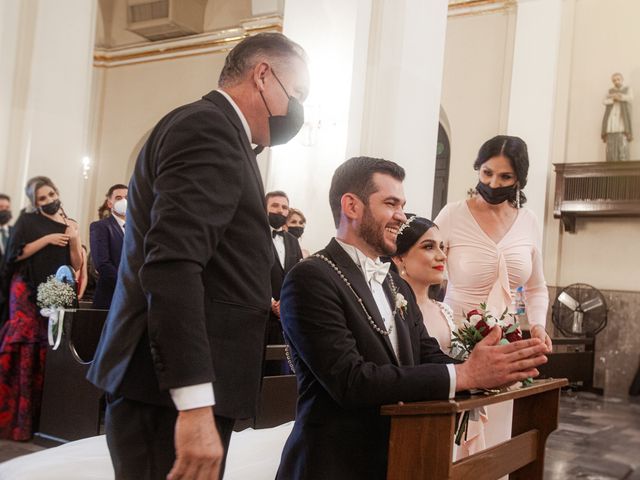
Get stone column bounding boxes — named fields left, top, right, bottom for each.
left=360, top=0, right=449, bottom=218
left=269, top=0, right=448, bottom=252
left=507, top=0, right=563, bottom=229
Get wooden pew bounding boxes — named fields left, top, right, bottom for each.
left=35, top=309, right=109, bottom=446
left=381, top=378, right=568, bottom=480
left=35, top=315, right=296, bottom=445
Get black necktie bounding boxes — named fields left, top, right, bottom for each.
left=272, top=230, right=284, bottom=238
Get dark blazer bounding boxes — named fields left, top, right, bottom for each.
left=0, top=225, right=14, bottom=324
left=89, top=215, right=124, bottom=309
left=267, top=230, right=302, bottom=345
left=270, top=230, right=303, bottom=301
left=0, top=225, right=13, bottom=266
left=87, top=91, right=273, bottom=419
left=277, top=238, right=456, bottom=480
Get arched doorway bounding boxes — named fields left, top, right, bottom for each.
left=431, top=123, right=450, bottom=218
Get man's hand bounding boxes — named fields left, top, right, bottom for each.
left=455, top=327, right=548, bottom=391
left=167, top=407, right=223, bottom=480
left=271, top=299, right=281, bottom=318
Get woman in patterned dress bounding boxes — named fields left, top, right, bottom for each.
left=0, top=177, right=82, bottom=440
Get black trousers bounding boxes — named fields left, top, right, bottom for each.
left=105, top=395, right=235, bottom=480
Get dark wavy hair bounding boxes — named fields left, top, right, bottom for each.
left=473, top=135, right=528, bottom=207
left=394, top=215, right=438, bottom=256
left=390, top=214, right=443, bottom=300
left=329, top=156, right=405, bottom=228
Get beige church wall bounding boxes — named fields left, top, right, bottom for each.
left=543, top=0, right=640, bottom=292
left=440, top=8, right=515, bottom=205
left=89, top=52, right=227, bottom=224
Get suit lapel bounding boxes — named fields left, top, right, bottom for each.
left=324, top=239, right=397, bottom=362
left=283, top=234, right=298, bottom=272
left=204, top=91, right=265, bottom=199
left=109, top=215, right=124, bottom=240
left=382, top=280, right=414, bottom=366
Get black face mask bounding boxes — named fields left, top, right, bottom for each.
left=0, top=210, right=12, bottom=225
left=475, top=182, right=516, bottom=205
left=40, top=199, right=61, bottom=215
left=268, top=212, right=287, bottom=229
left=259, top=69, right=304, bottom=147
left=287, top=226, right=304, bottom=239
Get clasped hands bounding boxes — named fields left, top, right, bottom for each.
left=455, top=326, right=550, bottom=392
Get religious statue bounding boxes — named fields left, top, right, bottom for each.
left=602, top=72, right=633, bottom=161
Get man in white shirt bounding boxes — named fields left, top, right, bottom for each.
left=89, top=184, right=128, bottom=309
left=265, top=191, right=302, bottom=367
left=277, top=156, right=549, bottom=479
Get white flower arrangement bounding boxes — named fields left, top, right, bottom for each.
left=37, top=275, right=77, bottom=350
left=37, top=275, right=77, bottom=309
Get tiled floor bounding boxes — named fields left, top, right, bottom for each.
left=545, top=392, right=640, bottom=480
left=1, top=392, right=639, bottom=478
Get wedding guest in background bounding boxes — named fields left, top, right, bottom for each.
left=277, top=156, right=548, bottom=479
left=434, top=134, right=551, bottom=455
left=89, top=184, right=128, bottom=309
left=0, top=194, right=14, bottom=325
left=267, top=191, right=303, bottom=340
left=266, top=191, right=302, bottom=375
left=97, top=200, right=110, bottom=219
left=285, top=207, right=309, bottom=257
left=0, top=194, right=13, bottom=265
left=0, top=177, right=82, bottom=440
left=87, top=32, right=309, bottom=480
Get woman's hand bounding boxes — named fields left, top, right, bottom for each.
left=46, top=233, right=70, bottom=247
left=66, top=224, right=79, bottom=241
left=531, top=324, right=552, bottom=352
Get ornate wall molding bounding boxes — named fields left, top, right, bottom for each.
left=93, top=14, right=282, bottom=68
left=448, top=0, right=515, bottom=18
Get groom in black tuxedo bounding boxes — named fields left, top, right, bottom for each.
left=276, top=156, right=549, bottom=480
left=87, top=33, right=309, bottom=480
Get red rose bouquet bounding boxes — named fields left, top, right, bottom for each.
left=451, top=303, right=531, bottom=445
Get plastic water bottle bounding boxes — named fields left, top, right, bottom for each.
left=515, top=286, right=526, bottom=315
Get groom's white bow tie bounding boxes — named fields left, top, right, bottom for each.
left=362, top=258, right=391, bottom=285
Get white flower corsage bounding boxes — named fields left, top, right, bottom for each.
left=395, top=292, right=408, bottom=318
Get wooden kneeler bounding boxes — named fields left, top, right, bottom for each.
left=381, top=378, right=568, bottom=480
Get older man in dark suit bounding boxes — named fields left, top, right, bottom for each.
left=88, top=33, right=309, bottom=480
left=277, top=157, right=549, bottom=480
left=89, top=184, right=128, bottom=309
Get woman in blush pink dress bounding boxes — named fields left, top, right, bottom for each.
left=434, top=135, right=552, bottom=459
left=390, top=215, right=454, bottom=352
